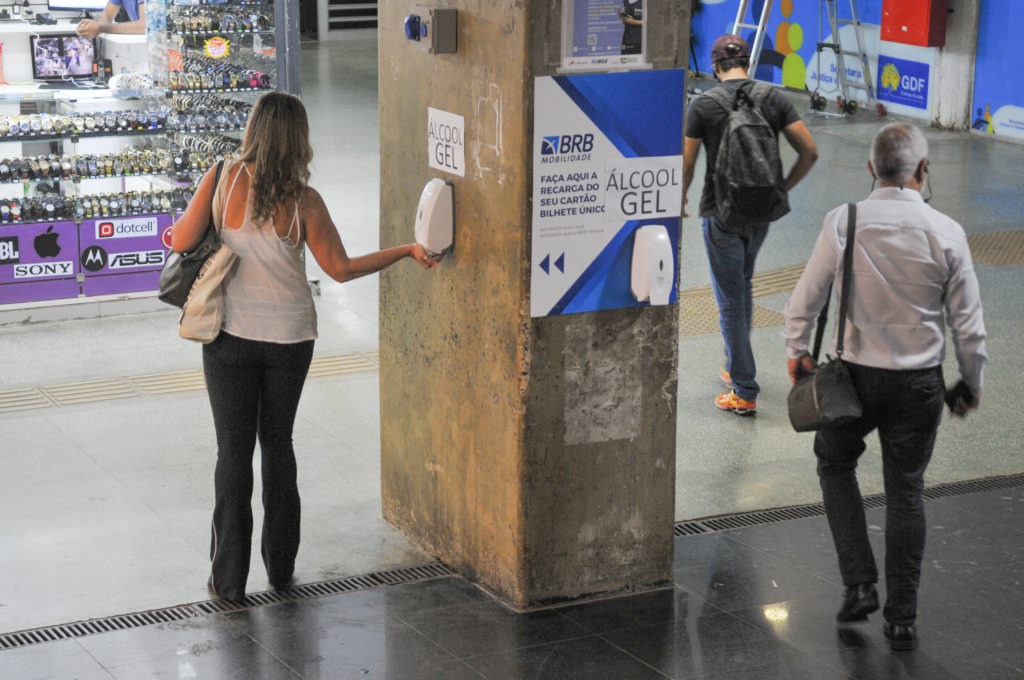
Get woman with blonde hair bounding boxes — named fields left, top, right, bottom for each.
left=171, top=91, right=438, bottom=602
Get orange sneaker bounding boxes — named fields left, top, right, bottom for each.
left=715, top=390, right=757, bottom=415
left=719, top=368, right=732, bottom=386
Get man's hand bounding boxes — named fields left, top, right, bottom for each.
left=946, top=380, right=981, bottom=417
left=788, top=353, right=818, bottom=385
left=77, top=19, right=102, bottom=38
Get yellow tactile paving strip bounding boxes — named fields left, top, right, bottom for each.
left=1, top=231, right=1019, bottom=411
left=681, top=230, right=1024, bottom=337
left=967, top=230, right=1024, bottom=266
left=0, top=352, right=380, bottom=414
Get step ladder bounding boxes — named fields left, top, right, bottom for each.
left=730, top=0, right=773, bottom=76
left=811, top=0, right=885, bottom=116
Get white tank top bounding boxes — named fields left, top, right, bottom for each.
left=214, top=161, right=317, bottom=343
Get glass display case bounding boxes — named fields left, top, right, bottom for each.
left=0, top=90, right=183, bottom=304
left=148, top=0, right=278, bottom=184
left=1, top=0, right=287, bottom=308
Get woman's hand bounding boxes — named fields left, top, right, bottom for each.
left=410, top=243, right=442, bottom=269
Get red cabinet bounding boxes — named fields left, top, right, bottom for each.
left=881, top=0, right=948, bottom=47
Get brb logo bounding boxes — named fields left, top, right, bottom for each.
left=541, top=133, right=594, bottom=156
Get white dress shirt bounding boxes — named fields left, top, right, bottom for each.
left=783, top=187, right=987, bottom=388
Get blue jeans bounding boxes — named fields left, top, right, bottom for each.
left=702, top=216, right=769, bottom=401
left=814, top=363, right=945, bottom=626
left=203, top=332, right=314, bottom=599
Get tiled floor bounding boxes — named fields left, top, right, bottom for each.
left=2, top=30, right=1024, bottom=680
left=2, top=486, right=1022, bottom=679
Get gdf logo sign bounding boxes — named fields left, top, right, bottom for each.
left=162, top=226, right=173, bottom=249
left=81, top=245, right=108, bottom=272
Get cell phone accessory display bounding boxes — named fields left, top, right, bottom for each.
left=0, top=146, right=172, bottom=183
left=1, top=0, right=284, bottom=307
left=0, top=109, right=166, bottom=139
left=0, top=189, right=189, bottom=223
left=149, top=0, right=278, bottom=184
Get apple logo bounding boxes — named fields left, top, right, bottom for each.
left=34, top=225, right=61, bottom=258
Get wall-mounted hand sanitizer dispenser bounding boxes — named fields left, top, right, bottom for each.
left=631, top=224, right=674, bottom=306
left=415, top=178, right=454, bottom=257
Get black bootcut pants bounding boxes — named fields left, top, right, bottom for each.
left=203, top=331, right=315, bottom=600
left=814, top=362, right=945, bottom=626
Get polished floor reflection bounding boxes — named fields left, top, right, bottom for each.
left=2, top=486, right=1021, bottom=679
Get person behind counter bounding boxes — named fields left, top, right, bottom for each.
left=76, top=0, right=145, bottom=37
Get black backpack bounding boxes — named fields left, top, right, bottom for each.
left=704, top=82, right=790, bottom=231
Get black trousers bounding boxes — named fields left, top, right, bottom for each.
left=203, top=332, right=314, bottom=600
left=814, top=362, right=945, bottom=626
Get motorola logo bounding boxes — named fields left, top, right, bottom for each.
left=81, top=245, right=108, bottom=272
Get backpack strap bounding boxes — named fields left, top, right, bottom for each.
left=703, top=85, right=736, bottom=113
left=704, top=80, right=770, bottom=113
left=743, top=81, right=772, bottom=111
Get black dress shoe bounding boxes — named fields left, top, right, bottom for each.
left=207, top=576, right=245, bottom=603
left=269, top=574, right=295, bottom=590
left=836, top=583, right=879, bottom=622
left=884, top=622, right=916, bottom=651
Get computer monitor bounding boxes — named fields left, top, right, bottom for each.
left=30, top=34, right=97, bottom=81
left=47, top=0, right=109, bottom=13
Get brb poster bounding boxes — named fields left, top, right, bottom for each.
left=531, top=69, right=684, bottom=318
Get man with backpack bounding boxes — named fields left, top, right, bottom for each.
left=683, top=34, right=818, bottom=415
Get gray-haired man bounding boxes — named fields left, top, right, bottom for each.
left=783, top=123, right=987, bottom=650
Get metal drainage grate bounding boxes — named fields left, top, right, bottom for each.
left=0, top=563, right=455, bottom=651
left=674, top=472, right=1024, bottom=537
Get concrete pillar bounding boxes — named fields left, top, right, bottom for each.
left=933, top=0, right=979, bottom=130
left=378, top=1, right=689, bottom=609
